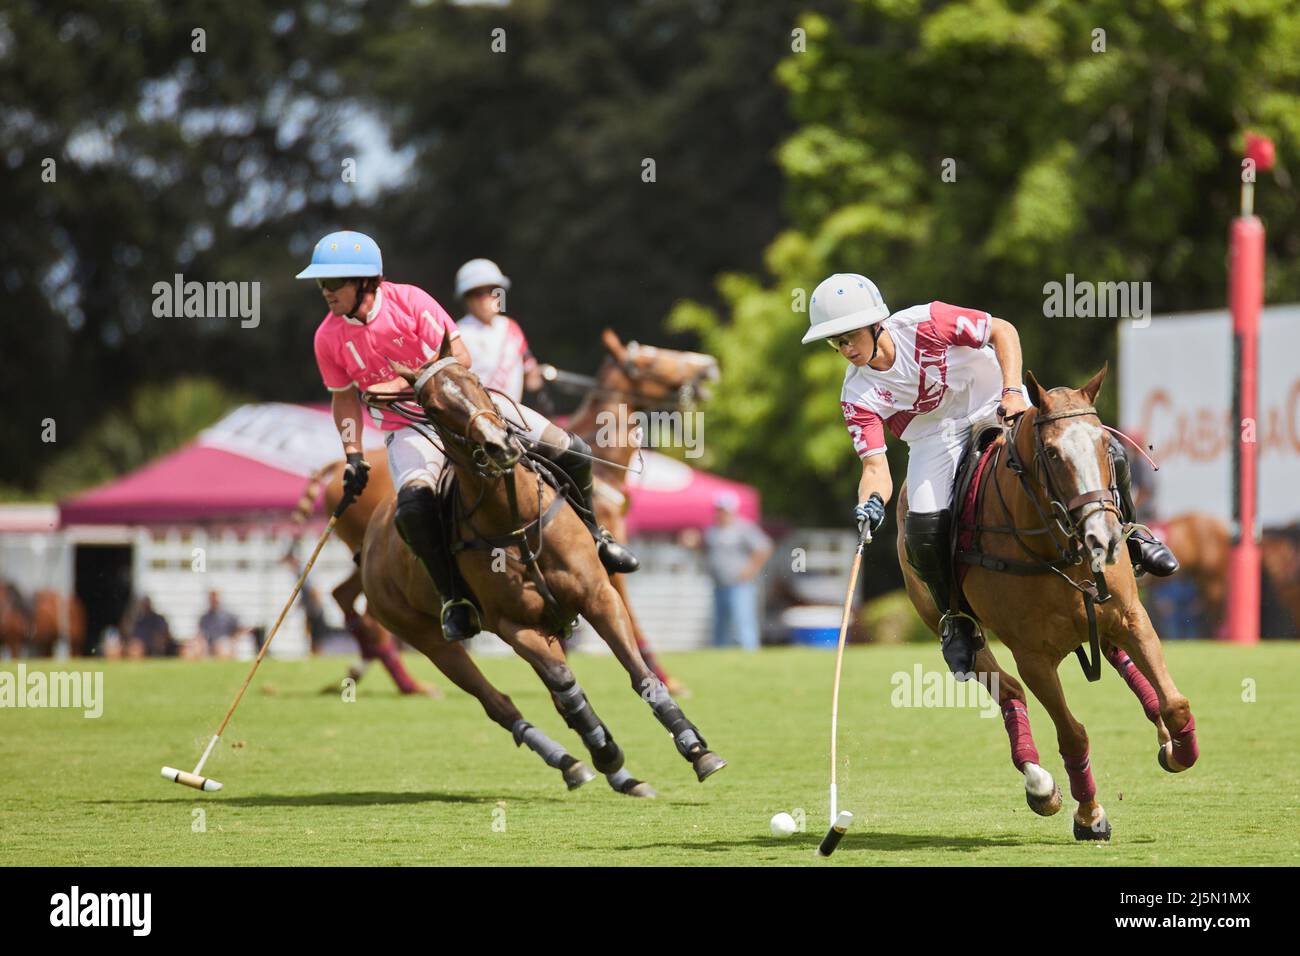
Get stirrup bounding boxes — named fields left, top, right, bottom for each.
left=440, top=597, right=482, bottom=642
left=937, top=610, right=984, bottom=680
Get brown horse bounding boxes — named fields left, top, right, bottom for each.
left=898, top=363, right=1198, bottom=840
left=562, top=329, right=719, bottom=691
left=356, top=343, right=725, bottom=794
left=0, top=585, right=86, bottom=658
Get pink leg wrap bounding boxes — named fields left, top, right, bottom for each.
left=1170, top=714, right=1199, bottom=768
left=1001, top=700, right=1040, bottom=771
left=346, top=613, right=419, bottom=693
left=1061, top=749, right=1097, bottom=802
left=1106, top=647, right=1161, bottom=725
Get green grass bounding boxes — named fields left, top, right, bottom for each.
left=1, top=643, right=1296, bottom=865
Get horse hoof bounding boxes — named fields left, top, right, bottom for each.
left=605, top=767, right=656, bottom=797
left=562, top=759, right=597, bottom=790
left=1025, top=783, right=1062, bottom=817
left=693, top=751, right=727, bottom=782
left=1022, top=763, right=1062, bottom=817
left=1073, top=810, right=1112, bottom=841
left=1157, top=743, right=1191, bottom=773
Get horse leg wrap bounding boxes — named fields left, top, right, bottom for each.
left=1170, top=714, right=1199, bottom=768
left=605, top=767, right=641, bottom=794
left=1106, top=647, right=1161, bottom=725
left=1061, top=749, right=1097, bottom=803
left=511, top=719, right=569, bottom=769
left=553, top=684, right=616, bottom=758
left=651, top=698, right=707, bottom=757
left=1000, top=700, right=1040, bottom=771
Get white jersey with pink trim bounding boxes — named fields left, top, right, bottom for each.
left=455, top=314, right=537, bottom=402
left=840, top=301, right=1002, bottom=458
left=313, top=281, right=461, bottom=431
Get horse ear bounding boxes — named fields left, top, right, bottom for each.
left=438, top=331, right=452, bottom=360
left=1080, top=361, right=1107, bottom=404
left=389, top=358, right=418, bottom=383
left=1024, top=369, right=1044, bottom=408
left=602, top=328, right=628, bottom=363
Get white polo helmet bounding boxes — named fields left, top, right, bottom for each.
left=802, top=273, right=889, bottom=344
left=455, top=258, right=511, bottom=298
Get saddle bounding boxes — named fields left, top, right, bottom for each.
left=948, top=421, right=1005, bottom=620
left=435, top=448, right=578, bottom=636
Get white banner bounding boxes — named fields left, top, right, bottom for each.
left=1119, top=305, right=1300, bottom=529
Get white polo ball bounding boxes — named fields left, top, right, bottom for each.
left=769, top=811, right=797, bottom=837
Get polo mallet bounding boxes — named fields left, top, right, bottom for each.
left=162, top=494, right=355, bottom=792
left=818, top=522, right=871, bottom=858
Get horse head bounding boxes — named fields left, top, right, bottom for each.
left=1022, top=362, right=1125, bottom=570
left=600, top=328, right=719, bottom=408
left=389, top=337, right=523, bottom=475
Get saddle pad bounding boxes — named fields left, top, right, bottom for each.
left=955, top=438, right=1000, bottom=589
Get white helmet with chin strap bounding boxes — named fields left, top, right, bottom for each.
left=802, top=273, right=889, bottom=344
left=455, top=258, right=511, bottom=298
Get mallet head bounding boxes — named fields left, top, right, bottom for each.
left=161, top=766, right=223, bottom=792
left=817, top=810, right=853, bottom=857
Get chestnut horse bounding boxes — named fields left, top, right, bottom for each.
left=300, top=329, right=715, bottom=696
left=355, top=344, right=725, bottom=795
left=898, top=364, right=1198, bottom=841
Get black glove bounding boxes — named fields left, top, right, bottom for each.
left=342, top=453, right=370, bottom=503
left=854, top=493, right=886, bottom=538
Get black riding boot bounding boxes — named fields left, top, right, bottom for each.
left=904, top=509, right=983, bottom=679
left=393, top=484, right=482, bottom=641
left=1109, top=436, right=1178, bottom=577
left=549, top=434, right=640, bottom=575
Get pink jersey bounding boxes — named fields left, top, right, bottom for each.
left=840, top=301, right=1001, bottom=457
left=455, top=314, right=537, bottom=402
left=313, top=281, right=461, bottom=431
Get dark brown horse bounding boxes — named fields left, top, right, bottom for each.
left=898, top=364, right=1198, bottom=841
left=356, top=342, right=725, bottom=794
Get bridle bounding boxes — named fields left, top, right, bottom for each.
left=371, top=356, right=522, bottom=479
left=1014, top=404, right=1124, bottom=553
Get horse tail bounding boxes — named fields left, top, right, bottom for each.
left=292, top=461, right=344, bottom=528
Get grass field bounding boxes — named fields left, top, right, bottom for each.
left=2, top=642, right=1297, bottom=866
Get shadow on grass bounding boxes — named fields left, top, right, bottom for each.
left=607, top=829, right=1128, bottom=853
left=93, top=789, right=570, bottom=808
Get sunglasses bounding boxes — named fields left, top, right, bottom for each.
left=315, top=277, right=351, bottom=293
left=827, top=333, right=855, bottom=351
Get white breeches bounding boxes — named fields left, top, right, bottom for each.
left=904, top=397, right=1003, bottom=514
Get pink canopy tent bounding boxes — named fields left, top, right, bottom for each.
left=60, top=403, right=759, bottom=531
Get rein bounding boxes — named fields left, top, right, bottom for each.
left=365, top=359, right=574, bottom=637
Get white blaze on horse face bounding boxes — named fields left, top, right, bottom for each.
left=1059, top=420, right=1119, bottom=564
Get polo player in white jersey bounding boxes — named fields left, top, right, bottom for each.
left=803, top=273, right=1177, bottom=677
left=453, top=258, right=548, bottom=407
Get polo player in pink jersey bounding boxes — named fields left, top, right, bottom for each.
left=802, top=273, right=1178, bottom=678
left=297, top=231, right=639, bottom=642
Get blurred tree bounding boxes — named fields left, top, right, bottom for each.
left=33, top=378, right=245, bottom=498
left=671, top=0, right=1300, bottom=575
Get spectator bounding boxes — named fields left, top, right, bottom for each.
left=683, top=491, right=773, bottom=651
left=195, top=590, right=242, bottom=658
left=125, top=597, right=177, bottom=657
